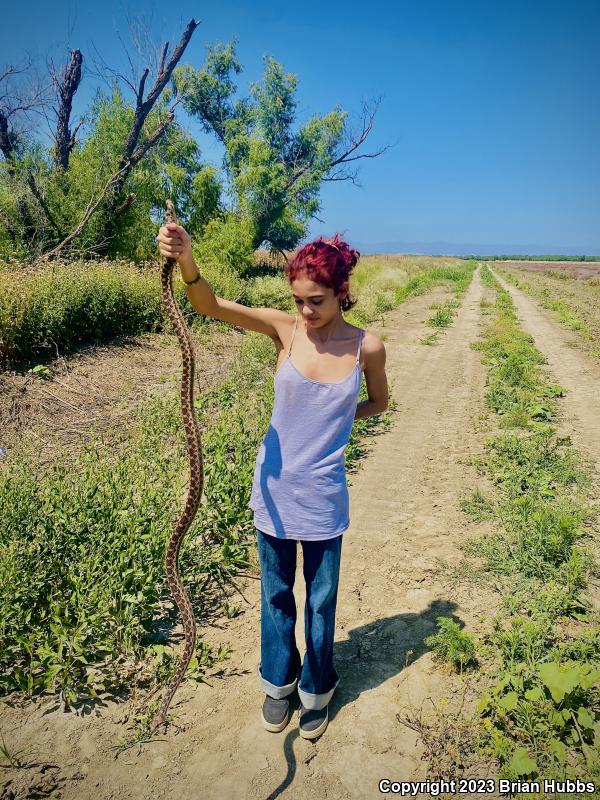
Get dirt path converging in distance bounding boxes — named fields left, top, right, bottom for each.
left=4, top=264, right=600, bottom=799
left=4, top=268, right=510, bottom=800
left=489, top=267, right=600, bottom=476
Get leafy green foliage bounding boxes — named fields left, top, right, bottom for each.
left=478, top=659, right=600, bottom=780
left=175, top=42, right=353, bottom=251
left=426, top=299, right=459, bottom=328
left=0, top=86, right=218, bottom=261
left=425, top=616, right=476, bottom=672
left=0, top=260, right=166, bottom=369
left=1, top=33, right=381, bottom=262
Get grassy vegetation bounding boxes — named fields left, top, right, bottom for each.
left=0, top=259, right=160, bottom=371
left=0, top=253, right=470, bottom=371
left=494, top=266, right=600, bottom=361
left=425, top=616, right=477, bottom=673
left=0, top=255, right=475, bottom=710
left=419, top=298, right=462, bottom=345
left=446, top=263, right=600, bottom=792
left=460, top=255, right=600, bottom=262
left=0, top=256, right=245, bottom=371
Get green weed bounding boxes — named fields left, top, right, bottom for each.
left=425, top=616, right=477, bottom=673
left=450, top=263, right=600, bottom=787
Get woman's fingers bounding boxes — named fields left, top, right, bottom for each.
left=156, top=223, right=190, bottom=258
left=158, top=224, right=182, bottom=238
left=157, top=231, right=181, bottom=244
left=157, top=235, right=182, bottom=251
left=160, top=245, right=183, bottom=255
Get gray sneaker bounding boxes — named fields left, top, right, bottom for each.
left=298, top=703, right=328, bottom=739
left=261, top=694, right=291, bottom=733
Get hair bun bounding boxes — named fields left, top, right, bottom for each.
left=324, top=233, right=360, bottom=269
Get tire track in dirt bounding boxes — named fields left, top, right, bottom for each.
left=4, top=267, right=504, bottom=800
left=289, top=265, right=499, bottom=797
left=489, top=267, right=600, bottom=478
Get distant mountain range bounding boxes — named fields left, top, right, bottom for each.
left=351, top=240, right=600, bottom=257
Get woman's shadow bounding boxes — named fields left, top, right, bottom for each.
left=262, top=600, right=465, bottom=799
left=331, top=597, right=462, bottom=711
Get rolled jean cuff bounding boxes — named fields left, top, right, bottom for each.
left=257, top=662, right=300, bottom=699
left=298, top=675, right=340, bottom=711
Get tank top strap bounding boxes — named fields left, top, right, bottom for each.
left=288, top=315, right=299, bottom=357
left=288, top=317, right=363, bottom=364
left=356, top=328, right=364, bottom=363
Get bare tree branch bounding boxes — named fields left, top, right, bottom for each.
left=26, top=173, right=63, bottom=234
left=0, top=108, right=13, bottom=160
left=136, top=68, right=150, bottom=106
left=323, top=173, right=362, bottom=185
left=0, top=58, right=53, bottom=158
left=41, top=160, right=132, bottom=259
left=69, top=118, right=84, bottom=151
left=129, top=108, right=176, bottom=165
left=86, top=40, right=138, bottom=97
left=114, top=192, right=136, bottom=216
left=120, top=18, right=199, bottom=164
left=327, top=96, right=395, bottom=171
left=158, top=42, right=169, bottom=76
left=93, top=19, right=199, bottom=253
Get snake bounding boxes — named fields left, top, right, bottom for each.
left=149, top=199, right=203, bottom=732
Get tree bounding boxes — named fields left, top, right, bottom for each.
left=0, top=20, right=202, bottom=261
left=50, top=49, right=84, bottom=171
left=0, top=60, right=55, bottom=253
left=0, top=23, right=390, bottom=263
left=174, top=41, right=391, bottom=253
left=48, top=85, right=222, bottom=260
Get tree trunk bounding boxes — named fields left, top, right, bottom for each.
left=53, top=49, right=83, bottom=171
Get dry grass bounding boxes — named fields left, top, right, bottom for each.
left=496, top=264, right=600, bottom=359
left=0, top=325, right=244, bottom=473
left=496, top=260, right=600, bottom=280
left=253, top=248, right=288, bottom=269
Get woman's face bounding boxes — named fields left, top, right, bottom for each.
left=290, top=272, right=346, bottom=327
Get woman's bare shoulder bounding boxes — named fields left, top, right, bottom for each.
left=360, top=329, right=386, bottom=367
left=359, top=328, right=385, bottom=352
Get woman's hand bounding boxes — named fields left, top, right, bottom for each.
left=156, top=223, right=193, bottom=265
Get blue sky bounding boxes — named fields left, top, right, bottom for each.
left=3, top=0, right=599, bottom=254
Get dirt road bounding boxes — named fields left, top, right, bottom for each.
left=3, top=267, right=504, bottom=800
left=8, top=262, right=600, bottom=799
left=490, top=267, right=600, bottom=475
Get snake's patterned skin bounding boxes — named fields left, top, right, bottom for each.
left=150, top=199, right=203, bottom=732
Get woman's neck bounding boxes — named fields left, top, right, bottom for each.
left=300, top=311, right=348, bottom=344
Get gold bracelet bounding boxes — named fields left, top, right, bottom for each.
left=182, top=272, right=201, bottom=286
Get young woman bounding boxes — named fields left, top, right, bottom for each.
left=156, top=223, right=388, bottom=740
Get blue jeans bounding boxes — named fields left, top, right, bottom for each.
left=256, top=528, right=343, bottom=711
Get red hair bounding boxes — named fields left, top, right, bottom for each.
left=284, top=232, right=360, bottom=312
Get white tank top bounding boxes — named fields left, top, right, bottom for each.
left=249, top=315, right=364, bottom=540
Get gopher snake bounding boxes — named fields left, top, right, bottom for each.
left=150, top=199, right=203, bottom=731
